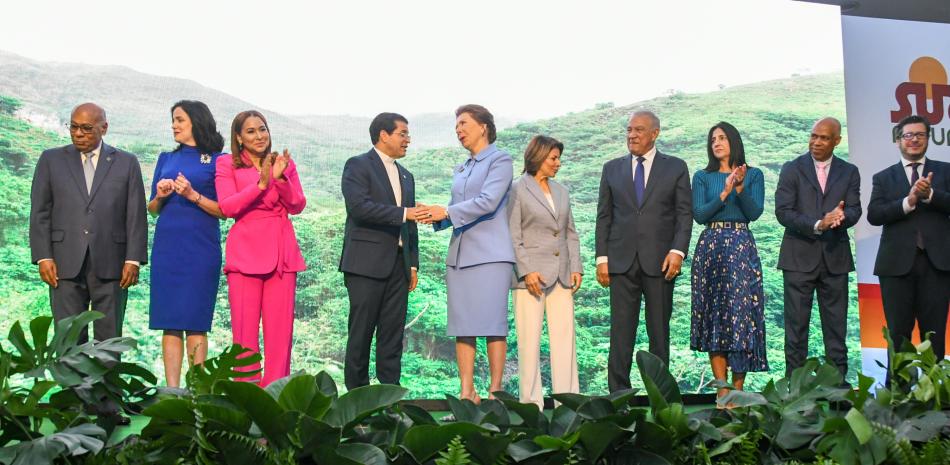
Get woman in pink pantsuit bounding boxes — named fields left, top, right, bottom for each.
left=216, top=110, right=306, bottom=386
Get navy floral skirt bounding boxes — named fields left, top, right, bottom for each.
left=690, top=226, right=769, bottom=373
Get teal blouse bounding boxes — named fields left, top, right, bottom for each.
left=691, top=167, right=765, bottom=225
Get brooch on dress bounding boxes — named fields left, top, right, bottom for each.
left=200, top=153, right=212, bottom=164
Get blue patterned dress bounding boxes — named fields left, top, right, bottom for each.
left=690, top=168, right=769, bottom=372
left=149, top=146, right=223, bottom=332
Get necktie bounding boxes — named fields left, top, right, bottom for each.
left=634, top=156, right=645, bottom=208
left=911, top=162, right=925, bottom=249
left=817, top=163, right=828, bottom=193
left=83, top=153, right=95, bottom=193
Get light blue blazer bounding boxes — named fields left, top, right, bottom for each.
left=434, top=144, right=516, bottom=267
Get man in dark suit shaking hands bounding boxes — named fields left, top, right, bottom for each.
left=30, top=102, right=148, bottom=343
left=340, top=112, right=424, bottom=389
left=775, top=117, right=861, bottom=379
left=595, top=110, right=692, bottom=392
left=868, top=114, right=950, bottom=363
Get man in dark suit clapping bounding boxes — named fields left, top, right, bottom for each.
left=595, top=110, right=692, bottom=392
left=775, top=117, right=861, bottom=379
left=868, top=114, right=950, bottom=364
left=339, top=112, right=425, bottom=390
left=29, top=102, right=148, bottom=343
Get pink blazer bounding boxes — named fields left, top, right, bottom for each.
left=215, top=153, right=307, bottom=275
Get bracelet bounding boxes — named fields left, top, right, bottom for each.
left=193, top=193, right=202, bottom=204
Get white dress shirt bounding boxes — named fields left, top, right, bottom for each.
left=374, top=147, right=405, bottom=221
left=374, top=148, right=415, bottom=271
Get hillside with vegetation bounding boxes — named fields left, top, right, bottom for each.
left=0, top=71, right=855, bottom=399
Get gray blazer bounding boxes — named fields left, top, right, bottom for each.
left=507, top=174, right=583, bottom=289
left=29, top=142, right=148, bottom=280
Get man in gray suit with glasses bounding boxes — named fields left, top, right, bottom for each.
left=29, top=102, right=148, bottom=343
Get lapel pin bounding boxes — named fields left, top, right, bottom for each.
left=106, top=157, right=112, bottom=162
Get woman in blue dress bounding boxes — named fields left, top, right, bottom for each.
left=425, top=104, right=515, bottom=403
left=147, top=100, right=226, bottom=387
left=690, top=121, right=768, bottom=403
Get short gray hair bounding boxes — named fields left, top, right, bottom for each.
left=630, top=110, right=660, bottom=131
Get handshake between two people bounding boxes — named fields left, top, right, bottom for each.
left=406, top=203, right=449, bottom=225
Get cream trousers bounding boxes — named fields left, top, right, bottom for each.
left=513, top=285, right=579, bottom=410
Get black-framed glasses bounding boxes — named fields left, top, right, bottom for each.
left=901, top=131, right=929, bottom=140
left=66, top=123, right=97, bottom=134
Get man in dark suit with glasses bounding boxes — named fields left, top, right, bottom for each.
left=868, top=114, right=950, bottom=366
left=30, top=102, right=148, bottom=343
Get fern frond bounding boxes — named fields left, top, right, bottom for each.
left=435, top=435, right=471, bottom=465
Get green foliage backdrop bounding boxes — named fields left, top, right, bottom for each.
left=0, top=73, right=859, bottom=399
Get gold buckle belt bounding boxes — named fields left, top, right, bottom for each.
left=707, top=221, right=747, bottom=230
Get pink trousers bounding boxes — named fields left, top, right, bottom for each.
left=227, top=271, right=297, bottom=386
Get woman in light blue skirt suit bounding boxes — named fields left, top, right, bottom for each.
left=426, top=104, right=515, bottom=403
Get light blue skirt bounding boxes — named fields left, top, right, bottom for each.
left=446, top=262, right=513, bottom=337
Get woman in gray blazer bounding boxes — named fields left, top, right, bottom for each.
left=507, top=135, right=583, bottom=410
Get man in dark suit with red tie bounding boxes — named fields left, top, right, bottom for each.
left=868, top=114, right=950, bottom=364
left=775, top=117, right=861, bottom=379
left=339, top=112, right=425, bottom=389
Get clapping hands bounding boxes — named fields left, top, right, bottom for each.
left=818, top=201, right=846, bottom=231
left=721, top=164, right=747, bottom=200
left=272, top=149, right=291, bottom=181
left=907, top=172, right=933, bottom=207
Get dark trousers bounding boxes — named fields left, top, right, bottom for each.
left=49, top=250, right=127, bottom=344
left=782, top=260, right=849, bottom=379
left=608, top=255, right=674, bottom=392
left=343, top=250, right=409, bottom=389
left=879, top=249, right=950, bottom=363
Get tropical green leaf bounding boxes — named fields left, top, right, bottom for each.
left=844, top=408, right=872, bottom=445
left=336, top=443, right=388, bottom=465
left=578, top=420, right=624, bottom=462
left=636, top=351, right=681, bottom=412
left=322, top=384, right=406, bottom=429
left=215, top=380, right=289, bottom=449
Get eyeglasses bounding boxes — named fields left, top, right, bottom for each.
left=67, top=123, right=98, bottom=134
left=901, top=131, right=929, bottom=140
left=395, top=131, right=410, bottom=139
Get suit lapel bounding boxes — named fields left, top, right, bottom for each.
left=825, top=156, right=845, bottom=195
left=639, top=152, right=665, bottom=206
left=796, top=153, right=822, bottom=195
left=368, top=150, right=397, bottom=205
left=922, top=158, right=937, bottom=182
left=892, top=161, right=911, bottom=191
left=523, top=174, right=556, bottom=220
left=65, top=145, right=90, bottom=201
left=619, top=154, right=634, bottom=204
left=87, top=143, right=117, bottom=204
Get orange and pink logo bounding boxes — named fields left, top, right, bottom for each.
left=890, top=56, right=950, bottom=125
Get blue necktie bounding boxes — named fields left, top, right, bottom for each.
left=634, top=156, right=645, bottom=207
